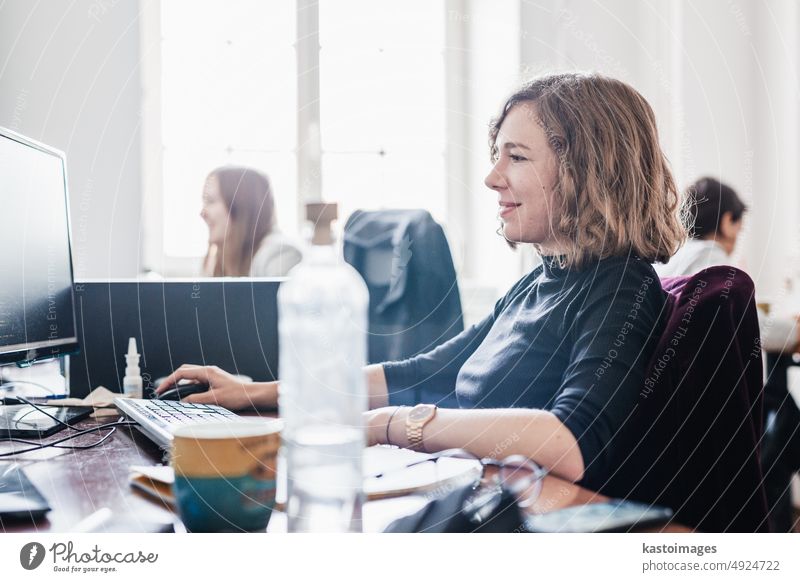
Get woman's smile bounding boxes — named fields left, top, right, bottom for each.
left=484, top=103, right=560, bottom=247
left=498, top=200, right=521, bottom=218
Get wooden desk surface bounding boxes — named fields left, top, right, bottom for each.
left=0, top=415, right=689, bottom=533
left=1, top=417, right=174, bottom=532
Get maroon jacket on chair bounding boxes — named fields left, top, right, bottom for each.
left=604, top=266, right=770, bottom=532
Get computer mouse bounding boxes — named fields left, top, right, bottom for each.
left=156, top=382, right=210, bottom=401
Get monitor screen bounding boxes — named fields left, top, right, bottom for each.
left=0, top=128, right=78, bottom=366
left=69, top=279, right=280, bottom=399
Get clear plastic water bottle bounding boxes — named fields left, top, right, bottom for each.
left=278, top=202, right=369, bottom=532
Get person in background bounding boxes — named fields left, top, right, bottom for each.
left=655, top=176, right=800, bottom=353
left=201, top=166, right=302, bottom=277
left=654, top=177, right=744, bottom=277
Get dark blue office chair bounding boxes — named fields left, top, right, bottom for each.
left=343, top=209, right=464, bottom=405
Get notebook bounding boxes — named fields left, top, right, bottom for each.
left=363, top=446, right=482, bottom=499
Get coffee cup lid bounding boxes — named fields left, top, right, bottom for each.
left=172, top=419, right=283, bottom=440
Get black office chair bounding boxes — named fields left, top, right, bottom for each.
left=343, top=209, right=464, bottom=405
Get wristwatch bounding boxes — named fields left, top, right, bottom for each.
left=406, top=404, right=438, bottom=452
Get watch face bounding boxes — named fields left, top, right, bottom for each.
left=408, top=404, right=435, bottom=423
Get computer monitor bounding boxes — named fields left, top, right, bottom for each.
left=0, top=127, right=78, bottom=368
left=69, top=279, right=281, bottom=399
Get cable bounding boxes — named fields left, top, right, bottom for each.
left=11, top=396, right=81, bottom=431
left=0, top=419, right=139, bottom=457
left=0, top=395, right=138, bottom=457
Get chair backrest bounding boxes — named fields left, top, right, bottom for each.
left=606, top=266, right=770, bottom=532
left=343, top=209, right=464, bottom=377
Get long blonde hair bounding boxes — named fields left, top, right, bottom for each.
left=203, top=166, right=275, bottom=277
left=489, top=73, right=687, bottom=268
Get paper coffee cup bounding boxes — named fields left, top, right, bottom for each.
left=171, top=419, right=282, bottom=532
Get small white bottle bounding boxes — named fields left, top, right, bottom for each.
left=122, top=337, right=143, bottom=399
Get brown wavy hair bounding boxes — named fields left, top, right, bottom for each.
left=489, top=73, right=687, bottom=268
left=203, top=166, right=275, bottom=277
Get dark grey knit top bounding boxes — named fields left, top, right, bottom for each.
left=383, top=254, right=667, bottom=488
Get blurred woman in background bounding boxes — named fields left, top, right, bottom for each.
left=201, top=166, right=302, bottom=277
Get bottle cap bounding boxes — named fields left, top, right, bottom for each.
left=125, top=338, right=140, bottom=373
left=306, top=202, right=338, bottom=246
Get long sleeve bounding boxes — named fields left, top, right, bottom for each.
left=382, top=270, right=540, bottom=406
left=549, top=262, right=665, bottom=489
left=382, top=314, right=494, bottom=406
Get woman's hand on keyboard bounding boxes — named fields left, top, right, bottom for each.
left=155, top=364, right=278, bottom=410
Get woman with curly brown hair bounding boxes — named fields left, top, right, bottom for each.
left=159, top=73, right=686, bottom=490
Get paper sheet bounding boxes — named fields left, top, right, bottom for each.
left=45, top=386, right=124, bottom=418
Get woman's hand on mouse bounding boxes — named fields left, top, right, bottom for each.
left=155, top=364, right=278, bottom=410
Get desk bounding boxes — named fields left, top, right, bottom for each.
left=1, top=416, right=689, bottom=533
left=1, top=418, right=175, bottom=532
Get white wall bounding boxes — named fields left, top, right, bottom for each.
left=677, top=0, right=759, bottom=275
left=514, top=0, right=800, bottom=298
left=748, top=0, right=800, bottom=296
left=462, top=0, right=525, bottom=296
left=439, top=0, right=527, bottom=324
left=0, top=0, right=143, bottom=279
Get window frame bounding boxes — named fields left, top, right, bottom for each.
left=140, top=0, right=492, bottom=279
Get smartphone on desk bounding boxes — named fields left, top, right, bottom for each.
left=0, top=464, right=50, bottom=522
left=524, top=499, right=673, bottom=533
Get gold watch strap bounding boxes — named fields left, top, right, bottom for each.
left=406, top=404, right=436, bottom=453
left=407, top=424, right=425, bottom=452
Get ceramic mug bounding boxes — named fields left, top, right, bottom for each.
left=171, top=419, right=282, bottom=532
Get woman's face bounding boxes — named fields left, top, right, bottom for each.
left=484, top=102, right=561, bottom=251
left=200, top=174, right=230, bottom=245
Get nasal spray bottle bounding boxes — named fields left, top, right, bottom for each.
left=123, top=338, right=143, bottom=399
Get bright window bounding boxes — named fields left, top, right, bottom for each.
left=160, top=0, right=297, bottom=258
left=319, top=0, right=446, bottom=223
left=152, top=1, right=448, bottom=263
